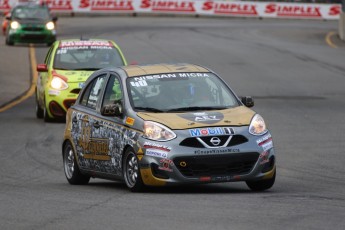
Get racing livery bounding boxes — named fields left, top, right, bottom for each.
left=63, top=63, right=276, bottom=192
left=36, top=38, right=127, bottom=121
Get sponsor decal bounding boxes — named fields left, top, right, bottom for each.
left=79, top=82, right=85, bottom=88
left=158, top=158, right=174, bottom=172
left=211, top=175, right=232, bottom=182
left=143, top=141, right=171, bottom=152
left=48, top=89, right=60, bottom=96
left=137, top=147, right=144, bottom=155
left=265, top=3, right=321, bottom=17
left=189, top=127, right=233, bottom=137
left=145, top=149, right=168, bottom=158
left=256, top=134, right=273, bottom=151
left=259, top=151, right=270, bottom=165
left=140, top=0, right=195, bottom=12
left=59, top=40, right=113, bottom=48
left=199, top=176, right=211, bottom=182
left=132, top=73, right=210, bottom=82
left=181, top=112, right=224, bottom=125
left=202, top=1, right=258, bottom=16
left=194, top=148, right=239, bottom=155
left=42, top=0, right=73, bottom=11
left=78, top=117, right=110, bottom=160
left=0, top=0, right=10, bottom=10
left=233, top=175, right=241, bottom=180
left=79, top=0, right=135, bottom=11
left=125, top=117, right=135, bottom=126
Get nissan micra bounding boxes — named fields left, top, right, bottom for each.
left=62, top=64, right=276, bottom=192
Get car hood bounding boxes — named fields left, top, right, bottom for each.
left=54, top=70, right=95, bottom=83
left=16, top=18, right=50, bottom=25
left=137, top=106, right=255, bottom=130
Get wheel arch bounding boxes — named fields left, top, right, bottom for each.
left=121, top=144, right=135, bottom=169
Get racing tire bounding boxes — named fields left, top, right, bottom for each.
left=63, top=141, right=90, bottom=185
left=123, top=148, right=145, bottom=192
left=35, top=92, right=44, bottom=119
left=246, top=169, right=276, bottom=192
left=5, top=37, right=14, bottom=46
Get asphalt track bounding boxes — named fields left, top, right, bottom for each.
left=1, top=17, right=345, bottom=230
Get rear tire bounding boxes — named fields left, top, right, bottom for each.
left=123, top=148, right=145, bottom=192
left=246, top=169, right=276, bottom=191
left=63, top=141, right=90, bottom=185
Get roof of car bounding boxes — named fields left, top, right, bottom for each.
left=121, top=64, right=210, bottom=77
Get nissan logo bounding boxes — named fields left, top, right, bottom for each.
left=210, top=137, right=221, bottom=146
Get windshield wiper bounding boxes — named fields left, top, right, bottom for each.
left=134, top=107, right=164, bottom=113
left=166, top=106, right=228, bottom=112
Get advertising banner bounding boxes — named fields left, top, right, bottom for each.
left=0, top=0, right=341, bottom=20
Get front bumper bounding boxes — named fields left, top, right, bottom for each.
left=137, top=128, right=276, bottom=186
left=45, top=82, right=82, bottom=118
left=8, top=28, right=56, bottom=44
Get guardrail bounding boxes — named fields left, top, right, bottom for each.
left=0, top=0, right=342, bottom=20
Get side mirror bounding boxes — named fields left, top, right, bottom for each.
left=52, top=16, right=58, bottom=22
left=241, top=96, right=254, bottom=108
left=101, top=103, right=122, bottom=117
left=37, top=64, right=48, bottom=72
left=5, top=15, right=11, bottom=20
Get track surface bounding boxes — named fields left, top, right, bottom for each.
left=0, top=17, right=345, bottom=230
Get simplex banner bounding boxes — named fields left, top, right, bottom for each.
left=0, top=0, right=341, bottom=20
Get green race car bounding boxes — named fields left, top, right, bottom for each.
left=35, top=38, right=127, bottom=122
left=5, top=3, right=57, bottom=46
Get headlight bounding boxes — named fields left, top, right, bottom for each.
left=10, top=21, right=20, bottom=30
left=249, top=114, right=267, bottom=135
left=143, top=121, right=176, bottom=141
left=51, top=76, right=68, bottom=90
left=46, top=22, right=55, bottom=30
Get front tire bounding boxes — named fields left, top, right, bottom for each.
left=35, top=91, right=44, bottom=119
left=246, top=169, right=276, bottom=191
left=63, top=141, right=90, bottom=185
left=123, top=148, right=145, bottom=192
left=43, top=98, right=54, bottom=122
left=6, top=37, right=14, bottom=46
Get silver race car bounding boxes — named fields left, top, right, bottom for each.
left=63, top=63, right=276, bottom=192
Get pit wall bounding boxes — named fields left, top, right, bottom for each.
left=0, top=0, right=341, bottom=20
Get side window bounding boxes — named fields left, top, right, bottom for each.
left=80, top=81, right=93, bottom=107
left=102, top=74, right=123, bottom=107
left=79, top=75, right=107, bottom=110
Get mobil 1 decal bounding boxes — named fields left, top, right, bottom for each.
left=179, top=112, right=224, bottom=124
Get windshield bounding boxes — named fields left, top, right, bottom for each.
left=12, top=6, right=50, bottom=20
left=127, top=72, right=240, bottom=112
left=53, top=41, right=125, bottom=70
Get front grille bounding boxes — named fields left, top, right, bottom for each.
left=20, top=34, right=46, bottom=40
left=174, top=152, right=259, bottom=177
left=70, top=88, right=81, bottom=94
left=22, top=27, right=44, bottom=32
left=180, top=135, right=248, bottom=148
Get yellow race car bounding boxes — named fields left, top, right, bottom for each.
left=36, top=38, right=127, bottom=122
